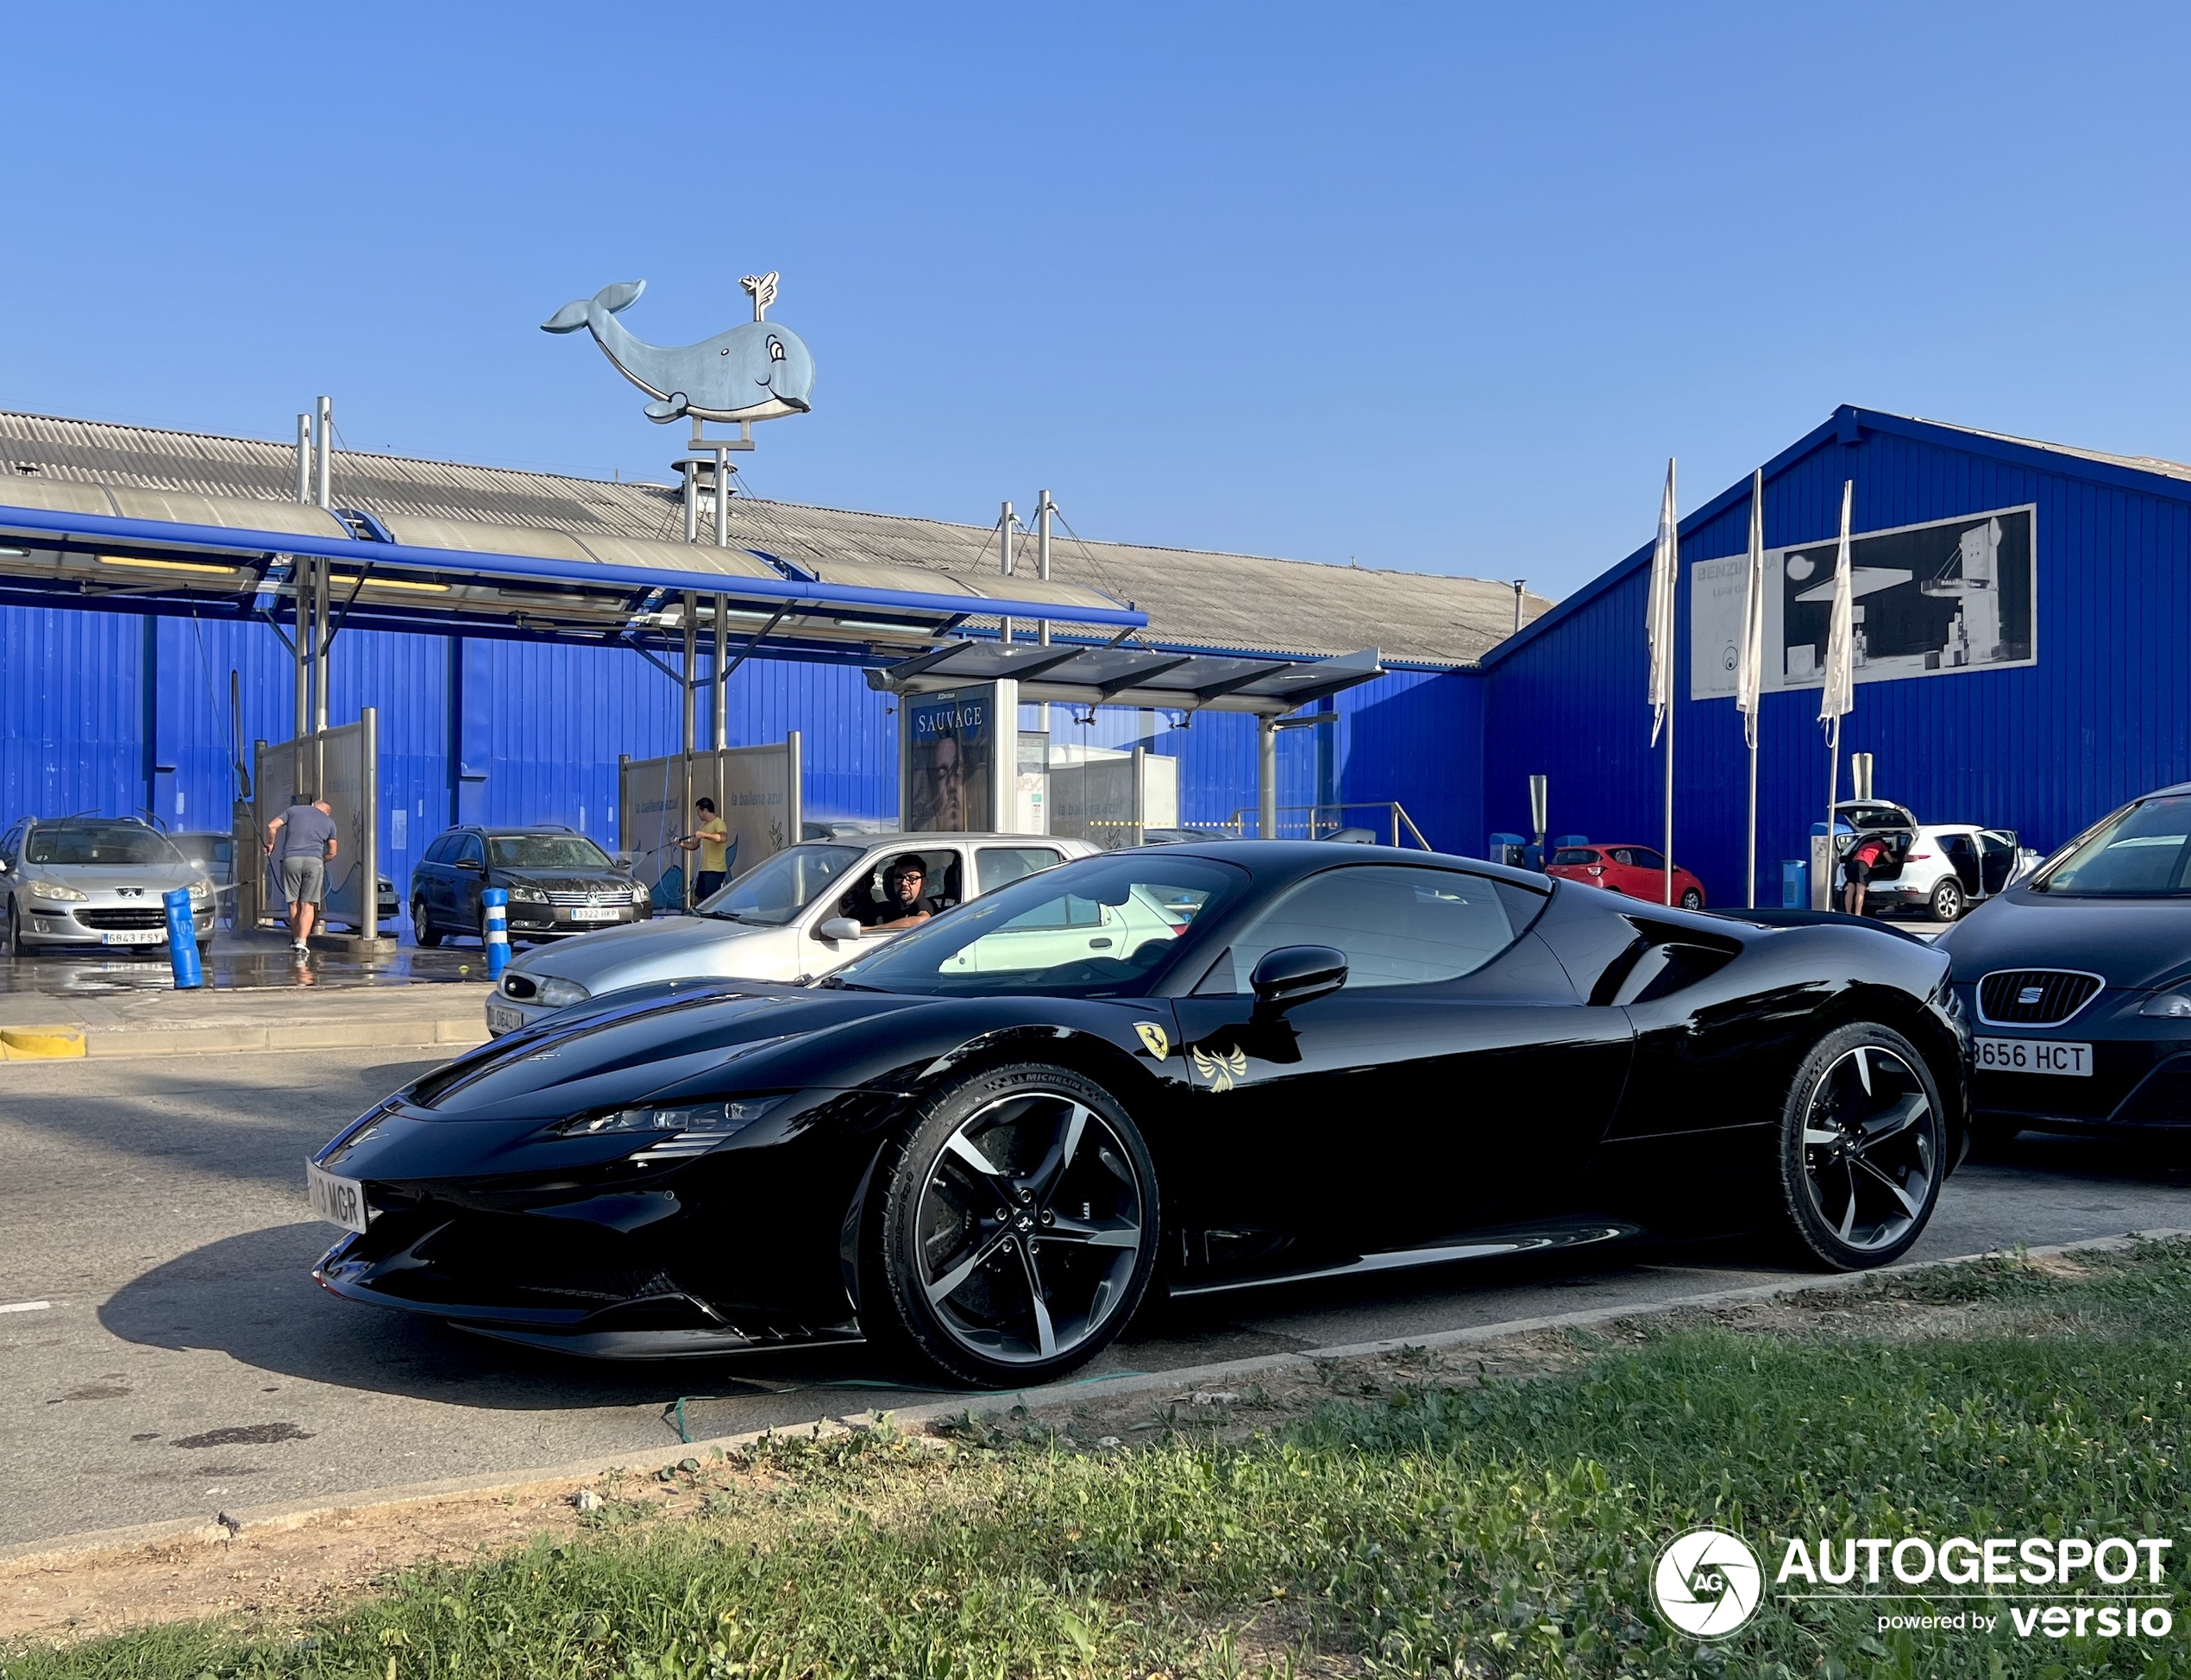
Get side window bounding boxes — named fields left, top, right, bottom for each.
left=456, top=834, right=485, bottom=868
left=1629, top=847, right=1667, bottom=872
left=1209, top=865, right=1520, bottom=994
left=422, top=834, right=449, bottom=865
left=976, top=847, right=1064, bottom=894
left=1605, top=848, right=1634, bottom=867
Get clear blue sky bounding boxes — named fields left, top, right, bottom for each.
left=7, top=3, right=2184, bottom=599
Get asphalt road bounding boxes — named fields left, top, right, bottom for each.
left=4, top=1046, right=2188, bottom=1550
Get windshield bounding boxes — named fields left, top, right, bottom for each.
left=488, top=834, right=614, bottom=870
left=26, top=825, right=181, bottom=867
left=2038, top=796, right=2191, bottom=896
left=701, top=843, right=864, bottom=925
left=831, top=853, right=1248, bottom=997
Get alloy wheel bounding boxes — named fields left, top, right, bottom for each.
left=1799, top=1044, right=1935, bottom=1252
left=912, top=1088, right=1147, bottom=1367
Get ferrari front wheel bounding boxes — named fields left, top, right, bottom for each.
left=1773, top=1022, right=1945, bottom=1269
left=870, top=1063, right=1159, bottom=1388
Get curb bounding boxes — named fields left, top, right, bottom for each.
left=3, top=1229, right=2180, bottom=1573
left=0, top=1019, right=486, bottom=1060
left=0, top=1026, right=86, bottom=1060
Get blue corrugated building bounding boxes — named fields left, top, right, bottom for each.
left=1478, top=405, right=2191, bottom=904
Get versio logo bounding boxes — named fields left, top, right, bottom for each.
left=1654, top=1527, right=1765, bottom=1638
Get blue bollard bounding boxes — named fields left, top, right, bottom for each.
left=163, top=887, right=203, bottom=989
left=482, top=887, right=510, bottom=979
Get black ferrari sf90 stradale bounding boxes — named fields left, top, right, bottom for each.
left=308, top=843, right=1968, bottom=1386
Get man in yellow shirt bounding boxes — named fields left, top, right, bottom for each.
left=678, top=797, right=731, bottom=903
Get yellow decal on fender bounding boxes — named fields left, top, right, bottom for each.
left=1190, top=1044, right=1249, bottom=1092
left=1133, top=1021, right=1171, bottom=1058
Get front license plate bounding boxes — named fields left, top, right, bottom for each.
left=1974, top=1037, right=2093, bottom=1076
left=99, top=928, right=163, bottom=946
left=486, top=1002, right=524, bottom=1035
left=569, top=906, right=618, bottom=921
left=305, top=1160, right=373, bottom=1232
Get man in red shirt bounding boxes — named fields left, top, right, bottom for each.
left=1843, top=834, right=1888, bottom=916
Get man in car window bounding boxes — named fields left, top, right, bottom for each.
left=852, top=854, right=933, bottom=931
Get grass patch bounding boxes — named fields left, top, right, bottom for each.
left=10, top=1242, right=2191, bottom=1678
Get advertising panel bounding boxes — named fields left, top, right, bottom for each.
left=1691, top=504, right=2035, bottom=701
left=903, top=687, right=997, bottom=833
left=618, top=743, right=798, bottom=893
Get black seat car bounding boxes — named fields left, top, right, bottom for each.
left=409, top=826, right=649, bottom=947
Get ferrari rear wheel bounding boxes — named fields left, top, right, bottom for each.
left=871, top=1063, right=1159, bottom=1387
left=1774, top=1023, right=1944, bottom=1269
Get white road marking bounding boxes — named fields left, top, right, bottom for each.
left=0, top=1301, right=53, bottom=1314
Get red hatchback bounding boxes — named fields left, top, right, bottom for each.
left=1546, top=843, right=1706, bottom=909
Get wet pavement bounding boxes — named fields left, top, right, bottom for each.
left=0, top=927, right=488, bottom=998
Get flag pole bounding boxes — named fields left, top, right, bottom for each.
left=1663, top=460, right=1676, bottom=907
left=1741, top=468, right=1764, bottom=908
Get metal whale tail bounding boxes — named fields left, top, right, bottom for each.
left=540, top=279, right=646, bottom=334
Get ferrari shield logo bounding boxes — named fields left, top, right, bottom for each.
left=1190, top=1044, right=1249, bottom=1093
left=1133, top=1022, right=1171, bottom=1059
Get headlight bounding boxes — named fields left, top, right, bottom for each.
left=546, top=1095, right=787, bottom=1144
left=189, top=876, right=213, bottom=900
left=28, top=880, right=88, bottom=902
left=535, top=975, right=592, bottom=1009
left=631, top=881, right=651, bottom=903
left=2140, top=992, right=2191, bottom=1019
left=508, top=884, right=549, bottom=904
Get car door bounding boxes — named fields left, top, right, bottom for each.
left=1623, top=847, right=1669, bottom=900
left=1939, top=831, right=1982, bottom=896
left=451, top=832, right=487, bottom=928
left=1168, top=863, right=1632, bottom=1273
left=1977, top=831, right=2018, bottom=896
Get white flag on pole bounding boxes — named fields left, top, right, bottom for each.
left=1736, top=468, right=1766, bottom=749
left=1646, top=459, right=1678, bottom=746
left=1817, top=479, right=1855, bottom=730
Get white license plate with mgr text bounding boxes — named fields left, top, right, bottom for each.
left=1974, top=1037, right=2092, bottom=1076
left=305, top=1161, right=373, bottom=1233
left=486, top=1002, right=524, bottom=1034
left=570, top=906, right=618, bottom=921
left=100, top=928, right=163, bottom=946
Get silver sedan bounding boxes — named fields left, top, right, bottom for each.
left=0, top=817, right=216, bottom=955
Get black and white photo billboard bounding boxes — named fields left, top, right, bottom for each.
left=1691, top=504, right=2035, bottom=701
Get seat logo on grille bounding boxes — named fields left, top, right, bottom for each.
left=2018, top=986, right=2043, bottom=1005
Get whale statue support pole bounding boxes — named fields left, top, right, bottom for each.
left=542, top=279, right=815, bottom=427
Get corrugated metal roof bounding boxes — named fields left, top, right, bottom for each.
left=0, top=411, right=1548, bottom=665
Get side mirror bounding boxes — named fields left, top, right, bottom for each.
left=0, top=857, right=9, bottom=874
left=457, top=857, right=482, bottom=872
left=1250, top=944, right=1347, bottom=1012
left=815, top=917, right=865, bottom=943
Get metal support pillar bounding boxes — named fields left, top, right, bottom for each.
left=681, top=593, right=697, bottom=909
left=713, top=593, right=728, bottom=751
left=999, top=499, right=1014, bottom=644
left=1257, top=715, right=1278, bottom=841
left=1036, top=489, right=1053, bottom=648
left=683, top=459, right=699, bottom=542
left=292, top=554, right=311, bottom=750
left=714, top=447, right=731, bottom=548
left=786, top=729, right=803, bottom=845
left=358, top=705, right=381, bottom=944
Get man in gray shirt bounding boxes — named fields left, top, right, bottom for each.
left=264, top=795, right=338, bottom=953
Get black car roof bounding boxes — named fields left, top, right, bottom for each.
left=1126, top=839, right=1554, bottom=891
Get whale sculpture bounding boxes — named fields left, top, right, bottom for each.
left=541, top=278, right=815, bottom=425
